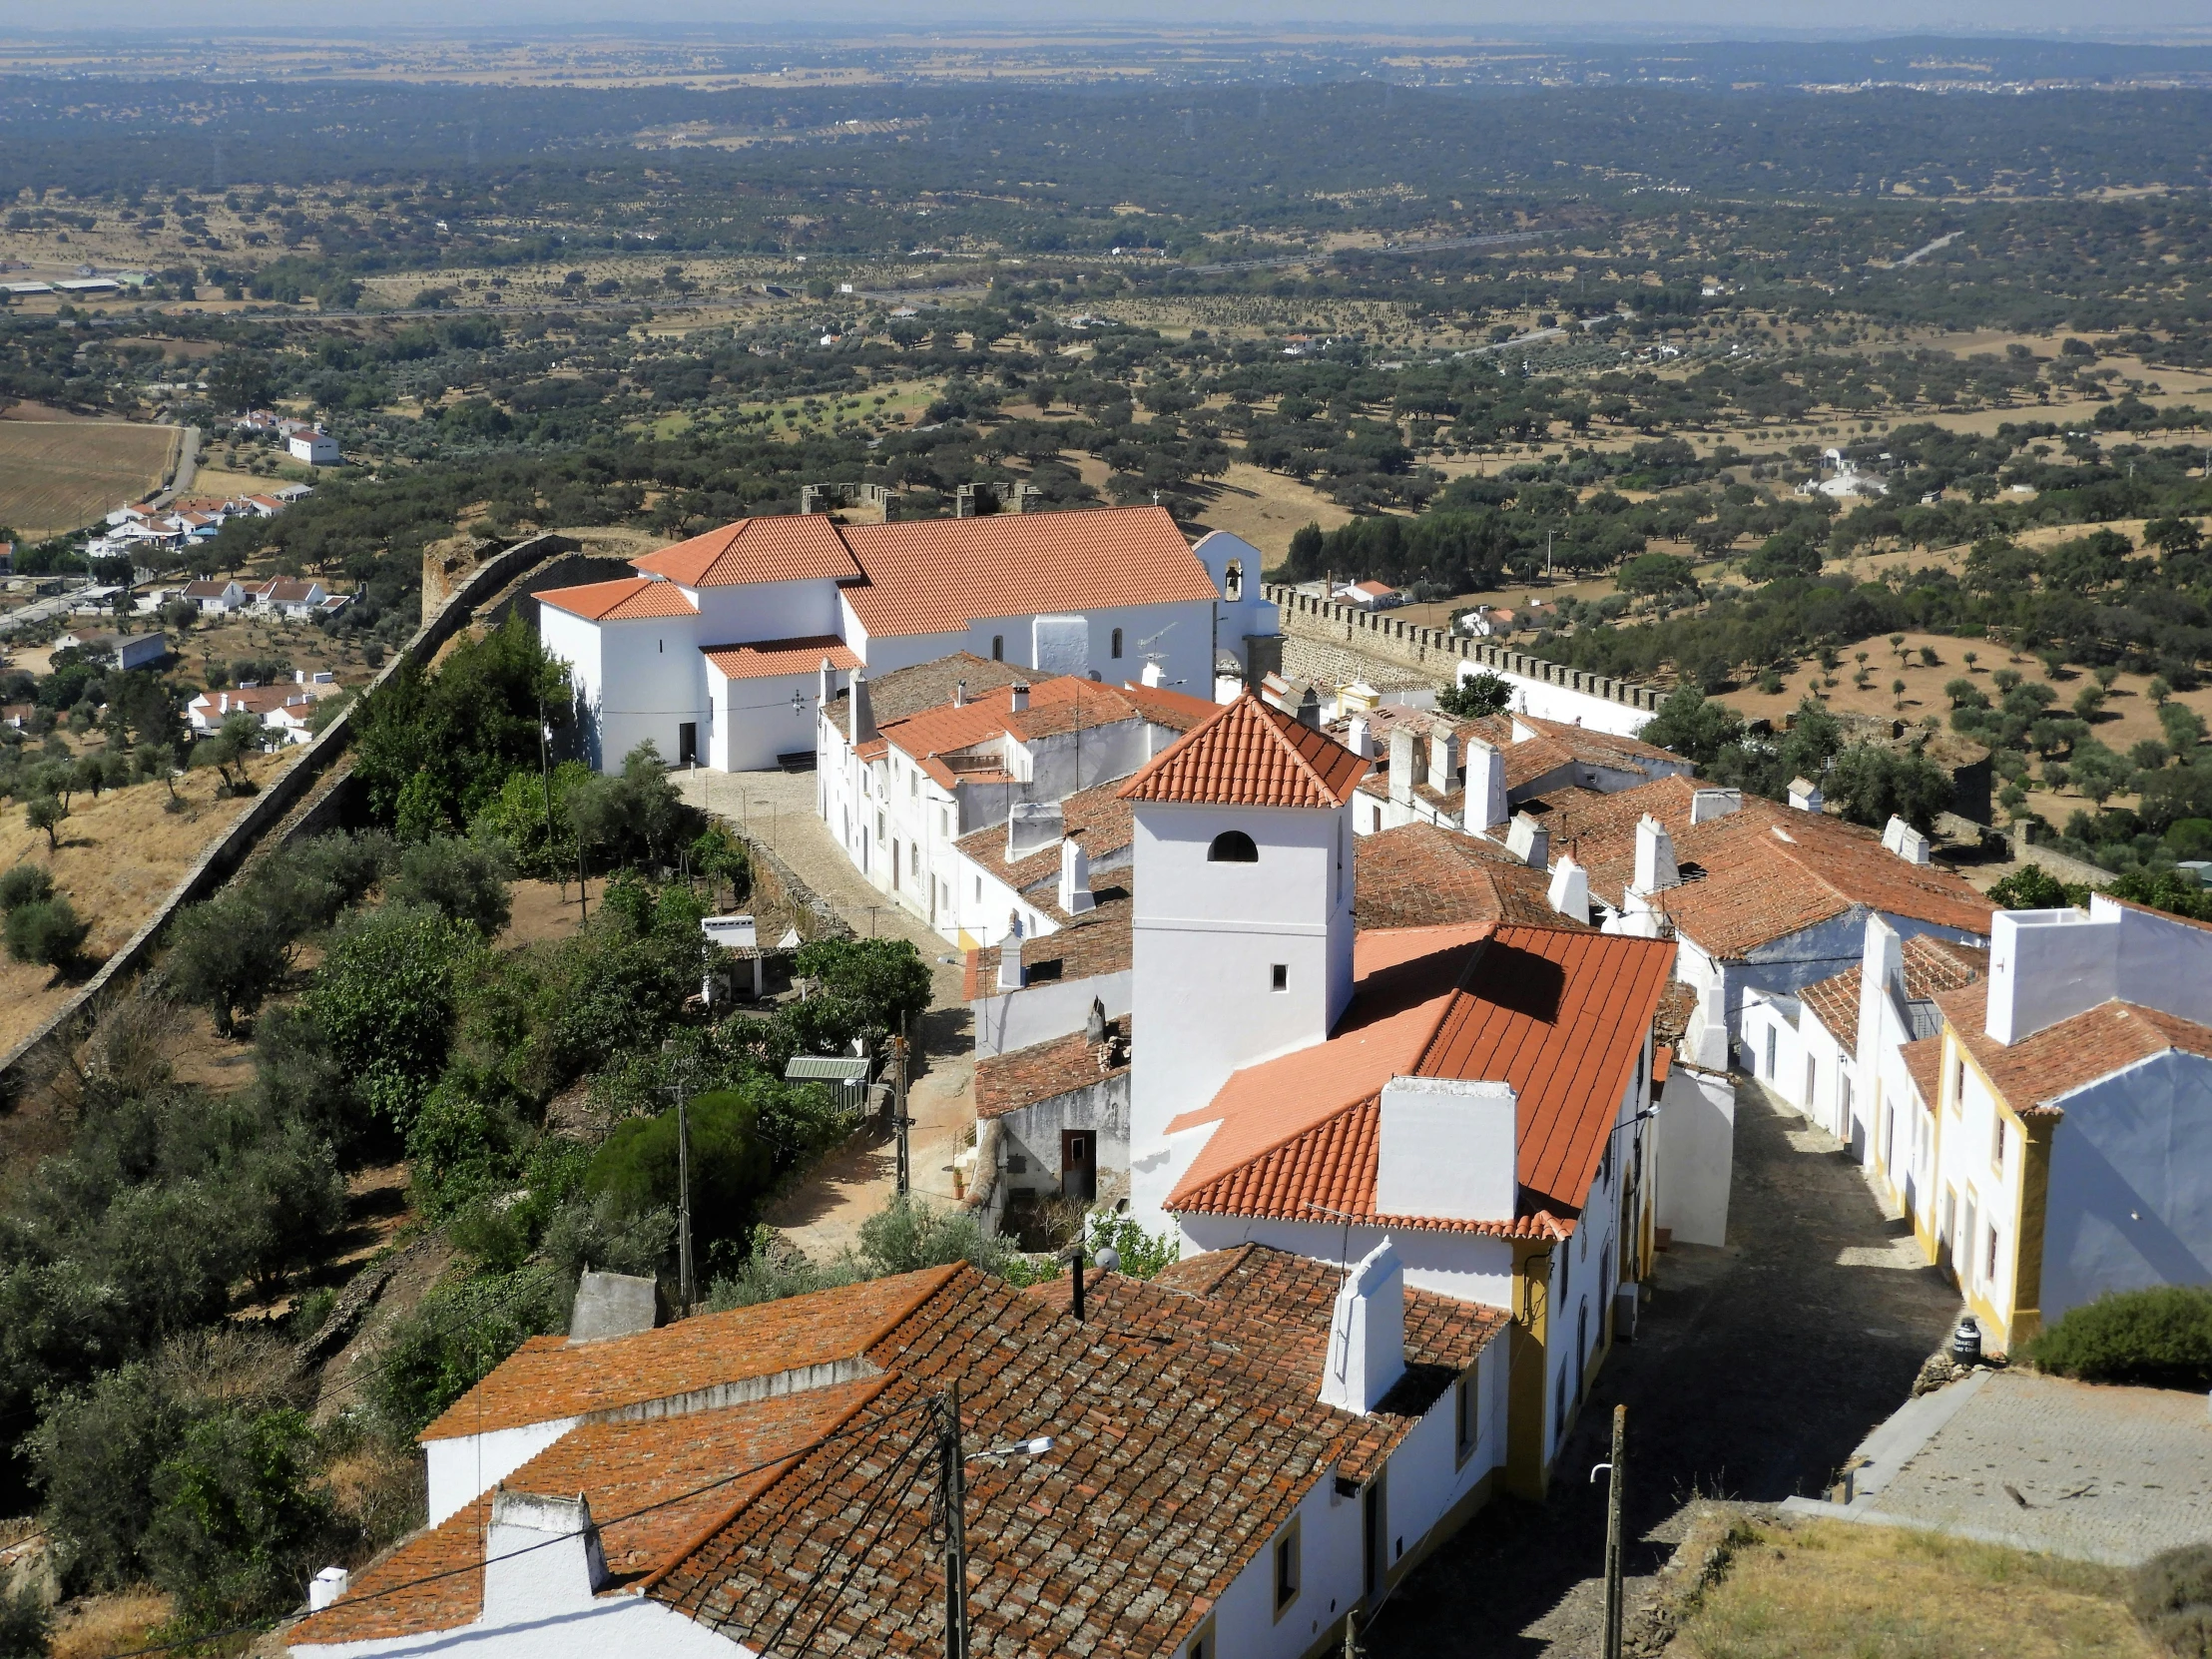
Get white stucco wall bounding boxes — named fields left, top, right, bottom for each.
left=710, top=667, right=822, bottom=772
left=587, top=616, right=711, bottom=773
left=1173, top=1216, right=1517, bottom=1310
left=424, top=1417, right=579, bottom=1526
left=973, top=968, right=1134, bottom=1057
left=293, top=1578, right=748, bottom=1659
left=1656, top=1067, right=1734, bottom=1249
left=1129, top=799, right=1355, bottom=1228
left=1455, top=658, right=1653, bottom=739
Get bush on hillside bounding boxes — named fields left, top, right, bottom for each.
left=145, top=1406, right=333, bottom=1622
left=4, top=893, right=86, bottom=967
left=0, top=862, right=53, bottom=911
left=2133, top=1542, right=2212, bottom=1657
left=2024, top=1286, right=2212, bottom=1391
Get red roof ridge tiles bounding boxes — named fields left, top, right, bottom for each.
left=535, top=575, right=700, bottom=622
left=632, top=513, right=863, bottom=588
left=1120, top=693, right=1369, bottom=810
left=1936, top=981, right=2212, bottom=1118
left=703, top=635, right=861, bottom=681
left=421, top=1265, right=960, bottom=1441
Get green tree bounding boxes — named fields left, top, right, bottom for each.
left=1825, top=744, right=1953, bottom=833
left=690, top=824, right=752, bottom=909
left=24, top=795, right=65, bottom=849
left=1436, top=671, right=1513, bottom=720
left=0, top=863, right=53, bottom=912
left=1616, top=552, right=1696, bottom=598
left=300, top=904, right=474, bottom=1131
left=1640, top=685, right=1744, bottom=767
left=566, top=742, right=703, bottom=873
left=471, top=761, right=591, bottom=880
left=1986, top=863, right=2084, bottom=910
left=28, top=1360, right=193, bottom=1591
left=790, top=936, right=932, bottom=1048
left=194, top=710, right=265, bottom=794
left=385, top=835, right=513, bottom=938
left=145, top=1408, right=332, bottom=1623
left=5, top=894, right=87, bottom=969
left=166, top=890, right=291, bottom=1036
left=586, top=1084, right=779, bottom=1256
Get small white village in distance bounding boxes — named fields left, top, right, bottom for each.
left=285, top=496, right=2212, bottom=1659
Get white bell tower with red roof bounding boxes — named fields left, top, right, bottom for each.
left=1118, top=695, right=1369, bottom=1226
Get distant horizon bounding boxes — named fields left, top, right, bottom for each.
left=1, top=9, right=2210, bottom=45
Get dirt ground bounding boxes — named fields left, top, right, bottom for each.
left=0, top=745, right=299, bottom=1056
left=1184, top=461, right=1357, bottom=560
left=1372, top=1080, right=1962, bottom=1658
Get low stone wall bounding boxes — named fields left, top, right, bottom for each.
left=728, top=822, right=852, bottom=945
left=1266, top=585, right=1668, bottom=733
left=0, top=532, right=582, bottom=1109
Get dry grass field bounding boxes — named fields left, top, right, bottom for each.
left=0, top=420, right=179, bottom=539
left=1672, top=1514, right=2153, bottom=1659
left=0, top=746, right=297, bottom=1057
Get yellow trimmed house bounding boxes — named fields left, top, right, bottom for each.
left=1902, top=897, right=2212, bottom=1354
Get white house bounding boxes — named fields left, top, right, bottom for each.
left=816, top=652, right=1214, bottom=947
left=188, top=671, right=340, bottom=744
left=533, top=506, right=1279, bottom=775
left=288, top=429, right=341, bottom=466
left=1337, top=579, right=1401, bottom=610
left=289, top=1253, right=1508, bottom=1659
left=180, top=578, right=246, bottom=614
left=248, top=576, right=331, bottom=618
left=55, top=630, right=167, bottom=672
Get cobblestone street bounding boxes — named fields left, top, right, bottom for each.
left=1372, top=1079, right=1964, bottom=1658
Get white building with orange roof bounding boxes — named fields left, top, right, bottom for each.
left=532, top=505, right=1278, bottom=774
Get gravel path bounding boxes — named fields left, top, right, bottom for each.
left=1371, top=1079, right=1963, bottom=1657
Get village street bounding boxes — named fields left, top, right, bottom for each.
left=1373, top=1079, right=1965, bottom=1657
left=673, top=767, right=978, bottom=1259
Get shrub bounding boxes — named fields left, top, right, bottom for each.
left=0, top=1586, right=48, bottom=1659
left=2133, top=1543, right=2212, bottom=1658
left=0, top=862, right=53, bottom=911
left=145, top=1407, right=332, bottom=1623
left=1986, top=863, right=2087, bottom=910
left=165, top=889, right=291, bottom=1035
left=586, top=1085, right=778, bottom=1256
left=366, top=1267, right=566, bottom=1438
left=2024, top=1286, right=2212, bottom=1390
left=1087, top=1213, right=1181, bottom=1280
left=1436, top=670, right=1512, bottom=721
left=3, top=894, right=86, bottom=967
left=385, top=834, right=513, bottom=937
left=29, top=1360, right=195, bottom=1591
left=300, top=903, right=475, bottom=1131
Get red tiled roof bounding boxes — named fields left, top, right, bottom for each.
left=874, top=676, right=1164, bottom=791
left=1111, top=678, right=1221, bottom=733
left=703, top=635, right=860, bottom=681
left=1355, top=822, right=1571, bottom=932
left=535, top=575, right=701, bottom=622
left=1937, top=982, right=2212, bottom=1119
left=1799, top=934, right=1987, bottom=1052
left=633, top=514, right=863, bottom=588
left=1119, top=693, right=1369, bottom=809
left=1901, top=1033, right=1944, bottom=1111
left=975, top=1017, right=1129, bottom=1119
left=291, top=1378, right=892, bottom=1646
left=1659, top=806, right=1993, bottom=960
left=420, top=1269, right=957, bottom=1441
left=953, top=775, right=1133, bottom=902
left=838, top=503, right=1217, bottom=638
left=1169, top=924, right=1675, bottom=1232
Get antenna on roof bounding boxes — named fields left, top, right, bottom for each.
left=1301, top=1200, right=1360, bottom=1291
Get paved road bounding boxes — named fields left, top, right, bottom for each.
left=1825, top=1369, right=2212, bottom=1566
left=674, top=768, right=977, bottom=1258
left=1372, top=1079, right=1963, bottom=1658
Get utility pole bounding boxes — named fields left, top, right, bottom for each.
left=662, top=1048, right=696, bottom=1318
left=537, top=691, right=561, bottom=902
left=891, top=1024, right=912, bottom=1198
left=938, top=1383, right=969, bottom=1659
left=1602, top=1404, right=1627, bottom=1659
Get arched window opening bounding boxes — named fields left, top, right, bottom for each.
left=1225, top=560, right=1244, bottom=602
left=1208, top=830, right=1259, bottom=863
left=1111, top=627, right=1123, bottom=659
left=991, top=635, right=1004, bottom=661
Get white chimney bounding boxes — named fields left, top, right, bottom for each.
left=1787, top=776, right=1823, bottom=814
left=1427, top=727, right=1459, bottom=793
left=1689, top=787, right=1741, bottom=825
left=1854, top=913, right=1907, bottom=1071
left=1547, top=853, right=1590, bottom=923
left=1008, top=682, right=1030, bottom=714
left=1319, top=1237, right=1406, bottom=1416
left=1376, top=1075, right=1517, bottom=1224
left=1463, top=738, right=1506, bottom=832
left=953, top=679, right=968, bottom=708
left=1634, top=816, right=1678, bottom=893
left=1346, top=717, right=1375, bottom=760
left=849, top=671, right=876, bottom=745
left=1006, top=801, right=1063, bottom=862
left=1298, top=686, right=1323, bottom=729
left=1882, top=815, right=1931, bottom=865
left=996, top=911, right=1027, bottom=992
left=1983, top=907, right=2118, bottom=1046
left=1388, top=726, right=1415, bottom=806
left=484, top=1489, right=608, bottom=1620
left=1505, top=812, right=1549, bottom=870
left=818, top=657, right=834, bottom=724
left=308, top=1566, right=350, bottom=1613
left=1141, top=657, right=1167, bottom=688
left=1058, top=831, right=1095, bottom=914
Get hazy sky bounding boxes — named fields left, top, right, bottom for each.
left=0, top=1, right=2206, bottom=36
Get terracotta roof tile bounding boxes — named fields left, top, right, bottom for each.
left=975, top=1017, right=1128, bottom=1119
left=953, top=776, right=1133, bottom=903
left=420, top=1269, right=958, bottom=1441
left=826, top=652, right=1030, bottom=729
left=535, top=575, right=700, bottom=622
left=839, top=504, right=1218, bottom=638
left=633, top=514, right=863, bottom=587
left=1799, top=970, right=1863, bottom=1051
left=292, top=1379, right=891, bottom=1645
left=1937, top=983, right=2212, bottom=1118
left=965, top=893, right=1132, bottom=996
left=703, top=635, right=860, bottom=680
left=1120, top=694, right=1369, bottom=810
left=1800, top=935, right=1987, bottom=1053
left=1355, top=822, right=1572, bottom=932
left=1169, top=924, right=1675, bottom=1232
left=1901, top=1033, right=1944, bottom=1110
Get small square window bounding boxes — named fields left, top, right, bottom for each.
left=1271, top=963, right=1288, bottom=992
